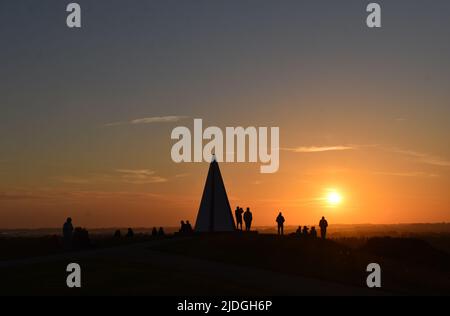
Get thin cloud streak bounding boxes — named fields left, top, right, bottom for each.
left=373, top=171, right=439, bottom=178
left=56, top=169, right=168, bottom=185
left=0, top=192, right=44, bottom=201
left=0, top=189, right=167, bottom=202
left=104, top=115, right=189, bottom=127
left=115, top=169, right=168, bottom=184
left=282, top=145, right=356, bottom=153
left=387, top=148, right=450, bottom=168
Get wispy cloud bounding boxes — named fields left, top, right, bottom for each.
left=105, top=115, right=189, bottom=127
left=115, top=169, right=157, bottom=176
left=174, top=173, right=191, bottom=178
left=56, top=169, right=168, bottom=185
left=0, top=189, right=167, bottom=202
left=57, top=174, right=115, bottom=184
left=373, top=171, right=439, bottom=178
left=115, top=169, right=168, bottom=184
left=282, top=145, right=356, bottom=153
left=387, top=148, right=450, bottom=167
left=0, top=192, right=43, bottom=201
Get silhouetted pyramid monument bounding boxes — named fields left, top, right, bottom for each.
left=195, top=156, right=236, bottom=232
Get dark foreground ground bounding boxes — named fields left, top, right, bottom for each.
left=0, top=232, right=449, bottom=295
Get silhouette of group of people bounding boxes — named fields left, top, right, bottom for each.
left=113, top=228, right=135, bottom=238
left=179, top=220, right=194, bottom=234
left=62, top=217, right=91, bottom=249
left=296, top=225, right=318, bottom=238
left=152, top=227, right=166, bottom=236
left=235, top=207, right=253, bottom=231
left=275, top=213, right=329, bottom=239
left=63, top=212, right=329, bottom=245
left=114, top=227, right=165, bottom=238
left=295, top=216, right=328, bottom=239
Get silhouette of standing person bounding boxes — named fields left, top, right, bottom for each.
left=310, top=226, right=318, bottom=239
left=186, top=220, right=193, bottom=233
left=302, top=226, right=309, bottom=237
left=276, top=212, right=285, bottom=235
left=235, top=207, right=244, bottom=230
left=179, top=220, right=186, bottom=233
left=126, top=228, right=134, bottom=238
left=243, top=207, right=253, bottom=231
left=63, top=217, right=74, bottom=248
left=319, top=216, right=328, bottom=239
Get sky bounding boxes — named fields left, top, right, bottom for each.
left=0, top=0, right=449, bottom=228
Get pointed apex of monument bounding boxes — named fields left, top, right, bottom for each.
left=194, top=160, right=236, bottom=232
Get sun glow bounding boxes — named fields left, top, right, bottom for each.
left=326, top=190, right=343, bottom=206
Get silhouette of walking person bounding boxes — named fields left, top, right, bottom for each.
left=319, top=216, right=328, bottom=239
left=276, top=212, right=285, bottom=235
left=63, top=217, right=74, bottom=248
left=243, top=207, right=253, bottom=231
left=235, top=206, right=244, bottom=230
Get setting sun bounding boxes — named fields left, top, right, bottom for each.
left=326, top=190, right=343, bottom=206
